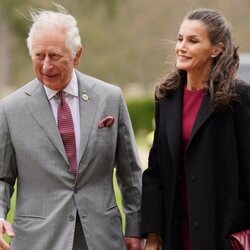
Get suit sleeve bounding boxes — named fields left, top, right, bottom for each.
left=234, top=83, right=250, bottom=217
left=114, top=88, right=142, bottom=237
left=0, top=100, right=17, bottom=219
left=141, top=100, right=165, bottom=237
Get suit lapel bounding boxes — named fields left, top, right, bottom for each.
left=76, top=72, right=99, bottom=164
left=25, top=73, right=100, bottom=168
left=164, top=86, right=183, bottom=169
left=25, top=80, right=68, bottom=163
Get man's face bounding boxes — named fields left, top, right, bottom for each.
left=31, top=28, right=81, bottom=91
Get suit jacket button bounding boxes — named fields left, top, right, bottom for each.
left=69, top=215, right=75, bottom=221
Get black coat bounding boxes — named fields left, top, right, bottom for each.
left=141, top=81, right=250, bottom=250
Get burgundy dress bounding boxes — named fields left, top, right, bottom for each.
left=180, top=86, right=205, bottom=250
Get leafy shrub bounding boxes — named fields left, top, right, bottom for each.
left=126, top=97, right=154, bottom=136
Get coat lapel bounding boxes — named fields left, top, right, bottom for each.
left=163, top=77, right=213, bottom=168
left=187, top=91, right=213, bottom=149
left=76, top=72, right=99, bottom=164
left=164, top=86, right=183, bottom=169
left=25, top=80, right=68, bottom=163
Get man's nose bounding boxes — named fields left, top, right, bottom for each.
left=43, top=56, right=53, bottom=71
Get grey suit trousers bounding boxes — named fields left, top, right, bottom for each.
left=73, top=213, right=88, bottom=250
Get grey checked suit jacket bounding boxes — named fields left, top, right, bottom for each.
left=0, top=70, right=142, bottom=250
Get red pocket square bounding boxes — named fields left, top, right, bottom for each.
left=98, top=116, right=115, bottom=129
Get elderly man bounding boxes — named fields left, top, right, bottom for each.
left=0, top=5, right=142, bottom=250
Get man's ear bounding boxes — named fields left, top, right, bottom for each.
left=211, top=42, right=224, bottom=58
left=73, top=47, right=83, bottom=65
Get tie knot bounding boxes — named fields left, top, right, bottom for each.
left=57, top=91, right=65, bottom=98
left=57, top=91, right=66, bottom=104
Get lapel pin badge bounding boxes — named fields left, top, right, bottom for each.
left=82, top=92, right=88, bottom=101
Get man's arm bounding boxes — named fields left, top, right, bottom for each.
left=0, top=101, right=17, bottom=248
left=114, top=89, right=143, bottom=249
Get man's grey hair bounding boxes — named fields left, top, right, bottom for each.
left=26, top=4, right=82, bottom=57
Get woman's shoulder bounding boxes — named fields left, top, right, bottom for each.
left=234, top=78, right=250, bottom=91
left=233, top=79, right=250, bottom=109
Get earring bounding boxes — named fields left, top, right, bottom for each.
left=211, top=54, right=217, bottom=58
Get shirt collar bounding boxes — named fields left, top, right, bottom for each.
left=44, top=70, right=79, bottom=100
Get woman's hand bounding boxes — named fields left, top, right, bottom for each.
left=144, top=233, right=162, bottom=250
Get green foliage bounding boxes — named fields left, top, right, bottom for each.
left=81, top=0, right=122, bottom=18
left=2, top=0, right=250, bottom=95
left=0, top=0, right=29, bottom=38
left=126, top=97, right=154, bottom=136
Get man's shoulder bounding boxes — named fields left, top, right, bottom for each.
left=76, top=70, right=121, bottom=94
left=1, top=78, right=39, bottom=105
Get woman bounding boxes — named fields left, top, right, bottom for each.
left=141, top=8, right=250, bottom=250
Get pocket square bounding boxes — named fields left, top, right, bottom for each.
left=98, top=116, right=115, bottom=129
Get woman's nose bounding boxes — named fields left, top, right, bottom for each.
left=178, top=41, right=187, bottom=51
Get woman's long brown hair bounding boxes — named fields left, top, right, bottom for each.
left=156, top=8, right=239, bottom=111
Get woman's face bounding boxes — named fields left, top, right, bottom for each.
left=175, top=19, right=216, bottom=75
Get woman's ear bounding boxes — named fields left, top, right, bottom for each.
left=211, top=42, right=224, bottom=58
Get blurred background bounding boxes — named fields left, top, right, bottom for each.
left=1, top=0, right=250, bottom=169
left=1, top=0, right=250, bottom=236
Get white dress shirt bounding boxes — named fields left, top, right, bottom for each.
left=44, top=70, right=81, bottom=165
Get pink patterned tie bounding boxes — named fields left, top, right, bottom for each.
left=57, top=91, right=77, bottom=177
